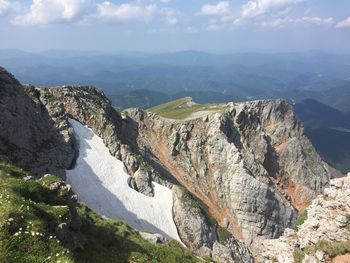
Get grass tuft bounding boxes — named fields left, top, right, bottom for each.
left=293, top=210, right=308, bottom=230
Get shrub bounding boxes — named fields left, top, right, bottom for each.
left=293, top=248, right=305, bottom=263
left=293, top=210, right=308, bottom=230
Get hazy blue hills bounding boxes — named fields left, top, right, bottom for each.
left=294, top=99, right=350, bottom=173
left=1, top=50, right=350, bottom=108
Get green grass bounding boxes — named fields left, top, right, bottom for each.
left=0, top=163, right=72, bottom=263
left=178, top=187, right=232, bottom=244
left=293, top=239, right=350, bottom=262
left=304, top=240, right=350, bottom=258
left=217, top=226, right=233, bottom=244
left=293, top=210, right=308, bottom=230
left=0, top=162, right=206, bottom=263
left=147, top=97, right=228, bottom=120
left=293, top=248, right=305, bottom=263
left=179, top=187, right=216, bottom=227
left=346, top=215, right=350, bottom=232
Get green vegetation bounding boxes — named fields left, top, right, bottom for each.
left=323, top=194, right=336, bottom=201
left=304, top=240, right=350, bottom=257
left=346, top=215, right=350, bottom=231
left=217, top=226, right=233, bottom=243
left=147, top=97, right=228, bottom=120
left=0, top=162, right=72, bottom=263
left=180, top=187, right=216, bottom=227
left=0, top=162, right=205, bottom=263
left=179, top=187, right=233, bottom=244
left=293, top=210, right=308, bottom=230
left=293, top=248, right=305, bottom=263
left=293, top=239, right=350, bottom=262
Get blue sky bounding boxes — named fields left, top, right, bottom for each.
left=0, top=0, right=349, bottom=52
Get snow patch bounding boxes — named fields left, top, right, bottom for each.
left=66, top=119, right=182, bottom=243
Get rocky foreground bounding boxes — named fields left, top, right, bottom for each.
left=260, top=172, right=350, bottom=263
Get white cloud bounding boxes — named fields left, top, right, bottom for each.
left=233, top=0, right=336, bottom=29
left=12, top=0, right=163, bottom=26
left=261, top=17, right=293, bottom=27
left=199, top=1, right=230, bottom=16
left=161, top=8, right=182, bottom=25
left=160, top=0, right=172, bottom=3
left=12, top=0, right=93, bottom=26
left=94, top=1, right=157, bottom=23
left=240, top=0, right=303, bottom=19
left=262, top=16, right=334, bottom=28
left=0, top=0, right=21, bottom=16
left=297, top=16, right=334, bottom=26
left=0, top=0, right=10, bottom=15
left=336, top=17, right=350, bottom=28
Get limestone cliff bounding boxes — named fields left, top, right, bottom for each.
left=0, top=67, right=334, bottom=262
left=126, top=99, right=330, bottom=252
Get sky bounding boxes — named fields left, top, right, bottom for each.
left=0, top=0, right=349, bottom=52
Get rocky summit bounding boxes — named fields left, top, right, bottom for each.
left=0, top=66, right=347, bottom=263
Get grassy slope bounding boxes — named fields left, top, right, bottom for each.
left=147, top=97, right=227, bottom=120
left=0, top=162, right=204, bottom=263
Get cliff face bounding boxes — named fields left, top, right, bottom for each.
left=0, top=67, right=333, bottom=262
left=0, top=67, right=75, bottom=176
left=126, top=99, right=330, bottom=251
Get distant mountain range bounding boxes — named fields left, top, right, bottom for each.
left=1, top=50, right=349, bottom=172
left=1, top=50, right=349, bottom=112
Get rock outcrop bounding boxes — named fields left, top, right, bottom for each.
left=126, top=99, right=330, bottom=252
left=0, top=67, right=75, bottom=177
left=172, top=186, right=217, bottom=255
left=172, top=185, right=253, bottom=262
left=41, top=87, right=167, bottom=197
left=47, top=177, right=88, bottom=251
left=260, top=172, right=350, bottom=263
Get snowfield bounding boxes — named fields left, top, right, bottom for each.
left=66, top=119, right=182, bottom=243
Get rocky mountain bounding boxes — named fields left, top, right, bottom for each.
left=126, top=99, right=331, bottom=254
left=0, top=66, right=343, bottom=262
